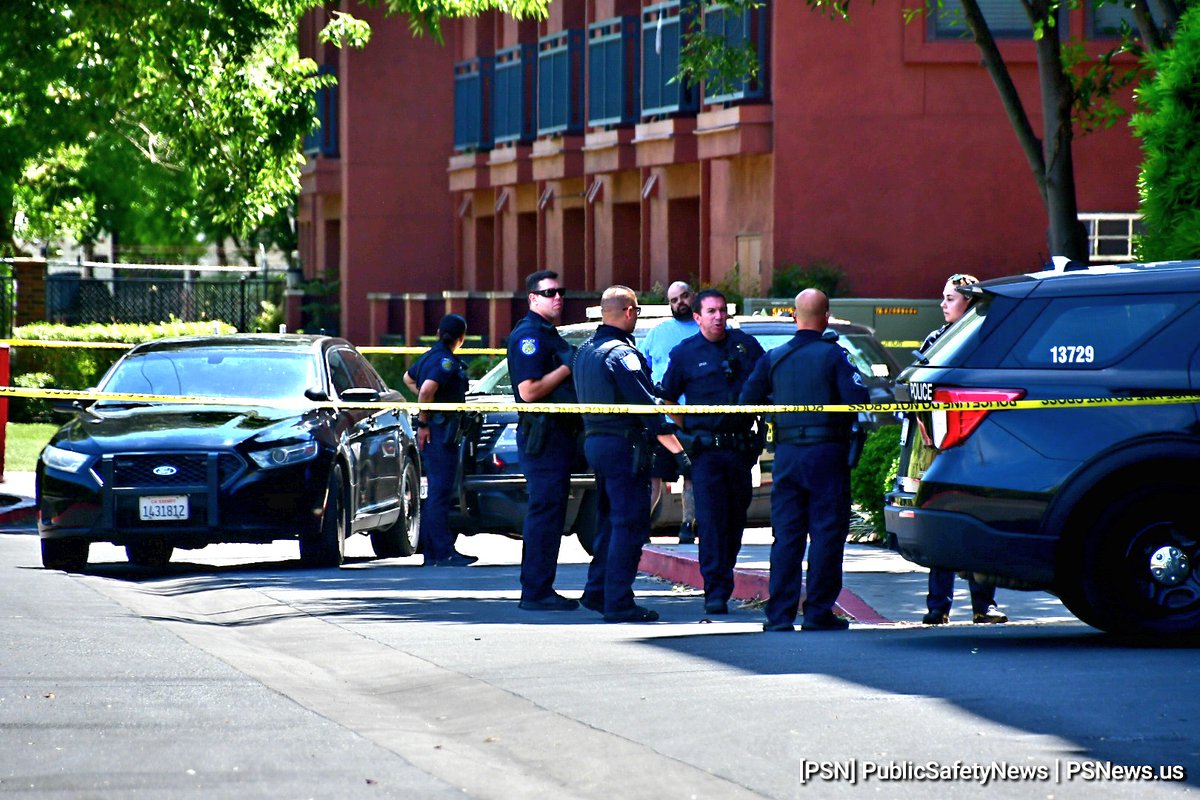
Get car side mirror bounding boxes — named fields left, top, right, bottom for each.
left=304, top=387, right=329, bottom=402
left=52, top=397, right=94, bottom=415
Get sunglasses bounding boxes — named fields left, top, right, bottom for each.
left=949, top=273, right=979, bottom=286
left=628, top=305, right=642, bottom=316
left=531, top=287, right=566, bottom=298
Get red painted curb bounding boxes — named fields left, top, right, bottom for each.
left=639, top=545, right=892, bottom=624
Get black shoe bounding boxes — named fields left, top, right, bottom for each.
left=678, top=521, right=696, bottom=545
left=704, top=598, right=729, bottom=615
left=802, top=615, right=850, bottom=631
left=973, top=607, right=1008, bottom=624
left=580, top=593, right=604, bottom=613
left=518, top=593, right=580, bottom=611
left=604, top=605, right=659, bottom=623
left=762, top=621, right=796, bottom=632
left=922, top=610, right=950, bottom=625
left=426, top=552, right=478, bottom=567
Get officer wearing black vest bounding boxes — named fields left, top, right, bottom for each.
left=508, top=270, right=581, bottom=612
left=739, top=289, right=870, bottom=632
left=660, top=288, right=765, bottom=615
left=573, top=286, right=691, bottom=623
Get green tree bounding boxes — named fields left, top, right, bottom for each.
left=1, top=0, right=549, bottom=256
left=1132, top=4, right=1200, bottom=260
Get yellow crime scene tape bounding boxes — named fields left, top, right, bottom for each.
left=2, top=384, right=1199, bottom=415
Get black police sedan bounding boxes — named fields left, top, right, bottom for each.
left=37, top=335, right=420, bottom=571
left=458, top=314, right=898, bottom=552
left=886, top=259, right=1200, bottom=639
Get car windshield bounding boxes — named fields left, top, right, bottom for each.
left=743, top=329, right=894, bottom=379
left=101, top=348, right=319, bottom=402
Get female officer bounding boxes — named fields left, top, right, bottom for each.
left=921, top=274, right=1006, bottom=624
left=405, top=314, right=477, bottom=567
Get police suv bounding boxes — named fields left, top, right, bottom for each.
left=885, top=259, right=1200, bottom=639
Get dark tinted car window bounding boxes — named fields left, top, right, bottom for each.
left=103, top=349, right=317, bottom=400
left=1003, top=296, right=1181, bottom=368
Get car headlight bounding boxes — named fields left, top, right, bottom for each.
left=41, top=445, right=92, bottom=473
left=248, top=441, right=320, bottom=469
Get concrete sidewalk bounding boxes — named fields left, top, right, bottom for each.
left=639, top=528, right=1076, bottom=627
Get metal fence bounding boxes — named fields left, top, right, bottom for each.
left=45, top=271, right=284, bottom=330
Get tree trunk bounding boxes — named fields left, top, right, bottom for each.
left=1030, top=0, right=1088, bottom=261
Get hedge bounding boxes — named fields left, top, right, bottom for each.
left=8, top=321, right=237, bottom=422
left=849, top=424, right=902, bottom=540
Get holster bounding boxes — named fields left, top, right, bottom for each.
left=434, top=412, right=463, bottom=446
left=630, top=432, right=653, bottom=477
left=517, top=412, right=550, bottom=457
left=847, top=419, right=867, bottom=469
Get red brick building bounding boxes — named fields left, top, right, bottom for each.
left=297, top=1, right=1142, bottom=345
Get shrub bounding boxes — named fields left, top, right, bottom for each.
left=850, top=424, right=902, bottom=539
left=769, top=259, right=851, bottom=299
left=9, top=321, right=238, bottom=403
left=11, top=372, right=56, bottom=423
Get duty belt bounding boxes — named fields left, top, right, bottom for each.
left=774, top=425, right=847, bottom=445
left=693, top=431, right=758, bottom=451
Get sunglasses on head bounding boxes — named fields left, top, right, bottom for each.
left=532, top=287, right=566, bottom=298
left=949, top=273, right=979, bottom=287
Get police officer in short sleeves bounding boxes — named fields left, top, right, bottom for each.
left=405, top=314, right=476, bottom=567
left=573, top=286, right=690, bottom=622
left=660, top=288, right=765, bottom=615
left=508, top=270, right=581, bottom=611
left=739, top=290, right=869, bottom=631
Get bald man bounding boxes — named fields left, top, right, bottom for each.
left=573, top=286, right=691, bottom=622
left=739, top=289, right=870, bottom=632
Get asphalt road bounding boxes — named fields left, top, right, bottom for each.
left=2, top=530, right=1198, bottom=799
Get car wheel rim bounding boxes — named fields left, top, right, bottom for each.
left=1122, top=519, right=1200, bottom=616
left=404, top=463, right=419, bottom=551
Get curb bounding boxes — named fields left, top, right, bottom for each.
left=638, top=545, right=892, bottom=624
left=0, top=497, right=36, bottom=526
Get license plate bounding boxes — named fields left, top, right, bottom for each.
left=140, top=495, right=188, bottom=521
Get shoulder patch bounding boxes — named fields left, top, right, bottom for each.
left=440, top=357, right=455, bottom=372
left=621, top=352, right=643, bottom=372
left=519, top=337, right=538, bottom=356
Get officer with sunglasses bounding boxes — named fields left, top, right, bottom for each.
left=660, top=288, right=765, bottom=615
left=508, top=270, right=583, bottom=611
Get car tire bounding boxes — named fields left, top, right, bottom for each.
left=1065, top=483, right=1200, bottom=640
left=41, top=538, right=88, bottom=572
left=370, top=456, right=421, bottom=559
left=572, top=490, right=598, bottom=556
left=301, top=463, right=348, bottom=568
left=126, top=541, right=173, bottom=568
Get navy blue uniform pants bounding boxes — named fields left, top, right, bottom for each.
left=691, top=448, right=754, bottom=603
left=766, top=441, right=851, bottom=627
left=927, top=568, right=996, bottom=615
left=517, top=429, right=575, bottom=602
left=419, top=426, right=458, bottom=562
left=582, top=435, right=650, bottom=614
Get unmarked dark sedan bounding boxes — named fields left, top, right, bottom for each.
left=37, top=335, right=421, bottom=571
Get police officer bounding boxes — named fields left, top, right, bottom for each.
left=660, top=288, right=765, bottom=614
left=405, top=313, right=477, bottom=567
left=573, top=286, right=690, bottom=623
left=509, top=270, right=581, bottom=611
left=739, top=289, right=869, bottom=631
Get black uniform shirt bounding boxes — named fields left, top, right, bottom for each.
left=407, top=341, right=468, bottom=404
left=507, top=310, right=578, bottom=404
left=660, top=328, right=765, bottom=433
left=573, top=323, right=672, bottom=437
